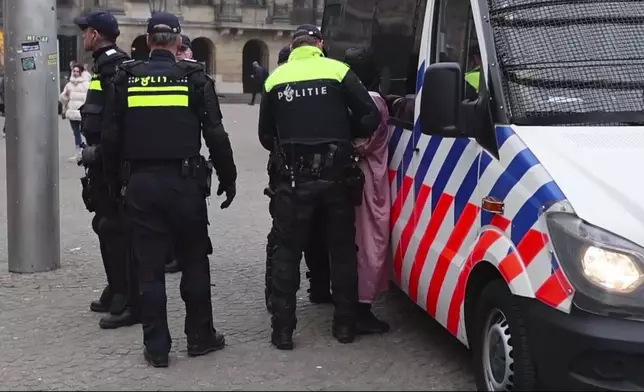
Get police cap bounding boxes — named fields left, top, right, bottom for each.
left=277, top=45, right=291, bottom=65
left=293, top=24, right=323, bottom=41
left=147, top=11, right=181, bottom=34
left=181, top=34, right=192, bottom=50
left=74, top=10, right=120, bottom=40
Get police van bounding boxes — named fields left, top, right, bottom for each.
left=322, top=0, right=644, bottom=390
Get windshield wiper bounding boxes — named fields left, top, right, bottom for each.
left=514, top=110, right=644, bottom=126
left=505, top=72, right=644, bottom=90
left=489, top=0, right=639, bottom=15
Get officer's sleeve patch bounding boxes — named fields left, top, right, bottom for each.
left=105, top=49, right=117, bottom=56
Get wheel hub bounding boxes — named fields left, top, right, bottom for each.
left=482, top=308, right=514, bottom=391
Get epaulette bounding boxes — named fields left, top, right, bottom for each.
left=95, top=47, right=129, bottom=70
left=117, top=59, right=145, bottom=76
left=174, top=60, right=204, bottom=77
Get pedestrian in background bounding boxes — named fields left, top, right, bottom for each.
left=248, top=60, right=267, bottom=105
left=59, top=64, right=89, bottom=161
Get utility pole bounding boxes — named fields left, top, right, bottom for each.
left=4, top=0, right=60, bottom=273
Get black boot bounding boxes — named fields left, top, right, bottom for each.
left=90, top=285, right=112, bottom=313
left=271, top=323, right=294, bottom=350
left=165, top=259, right=180, bottom=274
left=187, top=330, right=226, bottom=357
left=99, top=294, right=140, bottom=329
left=332, top=321, right=356, bottom=344
left=144, top=348, right=169, bottom=368
left=271, top=306, right=296, bottom=350
left=356, top=303, right=390, bottom=335
left=99, top=306, right=140, bottom=329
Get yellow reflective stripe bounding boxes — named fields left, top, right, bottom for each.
left=264, top=47, right=349, bottom=92
left=89, top=79, right=102, bottom=91
left=127, top=95, right=189, bottom=107
left=128, top=86, right=189, bottom=92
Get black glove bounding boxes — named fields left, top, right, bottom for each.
left=216, top=182, right=236, bottom=209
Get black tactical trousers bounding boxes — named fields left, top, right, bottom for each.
left=265, top=204, right=330, bottom=302
left=270, top=178, right=358, bottom=329
left=125, top=165, right=214, bottom=356
left=90, top=173, right=135, bottom=314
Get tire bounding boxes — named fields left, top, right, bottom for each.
left=469, top=279, right=537, bottom=391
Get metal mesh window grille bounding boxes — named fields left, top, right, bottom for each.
left=487, top=0, right=644, bottom=126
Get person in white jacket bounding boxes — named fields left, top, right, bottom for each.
left=59, top=64, right=89, bottom=161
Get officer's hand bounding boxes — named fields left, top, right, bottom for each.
left=216, top=182, right=236, bottom=209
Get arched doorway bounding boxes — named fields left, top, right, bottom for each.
left=130, top=35, right=149, bottom=61
left=242, top=39, right=269, bottom=93
left=191, top=37, right=215, bottom=75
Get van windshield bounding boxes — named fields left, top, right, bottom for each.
left=489, top=0, right=644, bottom=125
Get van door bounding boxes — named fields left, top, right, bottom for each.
left=407, top=0, right=483, bottom=334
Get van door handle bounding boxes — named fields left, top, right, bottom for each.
left=482, top=196, right=504, bottom=214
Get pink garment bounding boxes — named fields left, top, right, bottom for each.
left=354, top=91, right=392, bottom=303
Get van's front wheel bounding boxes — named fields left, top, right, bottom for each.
left=470, top=280, right=537, bottom=391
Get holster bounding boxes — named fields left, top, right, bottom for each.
left=345, top=158, right=365, bottom=206
left=80, top=174, right=95, bottom=212
left=185, top=156, right=212, bottom=198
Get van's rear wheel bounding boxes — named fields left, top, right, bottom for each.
left=470, top=279, right=537, bottom=391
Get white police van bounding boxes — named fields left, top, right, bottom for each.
left=322, top=0, right=644, bottom=390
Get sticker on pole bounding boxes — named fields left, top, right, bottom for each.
left=21, top=41, right=40, bottom=53
left=21, top=57, right=36, bottom=71
left=48, top=53, right=57, bottom=66
left=26, top=35, right=49, bottom=43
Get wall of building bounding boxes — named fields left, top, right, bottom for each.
left=1, top=0, right=322, bottom=93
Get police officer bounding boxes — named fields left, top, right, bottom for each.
left=259, top=25, right=379, bottom=350
left=102, top=12, right=237, bottom=368
left=162, top=34, right=194, bottom=276
left=74, top=10, right=139, bottom=330
left=176, top=34, right=193, bottom=61
left=465, top=45, right=481, bottom=99
left=263, top=44, right=333, bottom=314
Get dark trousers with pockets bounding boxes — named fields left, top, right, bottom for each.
left=270, top=178, right=358, bottom=329
left=125, top=165, right=213, bottom=356
left=89, top=169, right=134, bottom=314
left=266, top=202, right=330, bottom=299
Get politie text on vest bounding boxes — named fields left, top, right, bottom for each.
left=277, top=84, right=328, bottom=102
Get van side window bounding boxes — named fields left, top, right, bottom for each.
left=463, top=10, right=481, bottom=100
left=385, top=0, right=428, bottom=129
left=436, top=0, right=471, bottom=67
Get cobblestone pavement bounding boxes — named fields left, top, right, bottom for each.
left=0, top=107, right=475, bottom=391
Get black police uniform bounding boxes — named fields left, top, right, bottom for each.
left=102, top=15, right=237, bottom=366
left=163, top=33, right=195, bottom=276
left=259, top=37, right=380, bottom=349
left=263, top=44, right=332, bottom=313
left=264, top=162, right=332, bottom=313
left=74, top=9, right=140, bottom=329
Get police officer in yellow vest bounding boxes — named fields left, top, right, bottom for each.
left=102, top=12, right=237, bottom=367
left=465, top=45, right=481, bottom=99
left=74, top=10, right=140, bottom=330
left=259, top=25, right=380, bottom=350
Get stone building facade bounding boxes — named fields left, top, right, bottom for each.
left=16, top=0, right=323, bottom=93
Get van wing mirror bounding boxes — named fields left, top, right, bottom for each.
left=420, top=62, right=468, bottom=137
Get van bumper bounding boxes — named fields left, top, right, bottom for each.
left=519, top=297, right=644, bottom=391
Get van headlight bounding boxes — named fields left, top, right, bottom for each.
left=581, top=246, right=642, bottom=293
left=546, top=212, right=644, bottom=314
